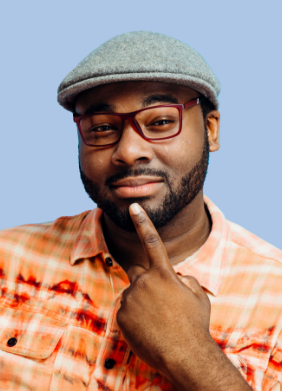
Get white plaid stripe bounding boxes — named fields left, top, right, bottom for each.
left=0, top=197, right=281, bottom=390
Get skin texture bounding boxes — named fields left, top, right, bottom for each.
left=75, top=81, right=252, bottom=390
left=76, top=81, right=218, bottom=270
left=79, top=130, right=209, bottom=233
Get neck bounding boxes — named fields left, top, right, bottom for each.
left=102, top=192, right=210, bottom=273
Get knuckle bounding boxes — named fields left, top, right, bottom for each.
left=127, top=268, right=136, bottom=283
left=143, top=234, right=160, bottom=248
left=180, top=275, right=203, bottom=294
left=134, top=274, right=148, bottom=290
left=135, top=214, right=147, bottom=226
left=186, top=275, right=199, bottom=284
left=185, top=275, right=201, bottom=288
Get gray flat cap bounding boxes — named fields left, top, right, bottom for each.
left=58, top=31, right=221, bottom=111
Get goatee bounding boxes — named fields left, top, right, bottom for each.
left=79, top=132, right=209, bottom=232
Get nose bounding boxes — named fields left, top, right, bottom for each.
left=111, top=119, right=154, bottom=167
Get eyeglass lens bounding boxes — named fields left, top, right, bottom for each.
left=79, top=106, right=180, bottom=146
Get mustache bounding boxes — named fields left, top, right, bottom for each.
left=105, top=167, right=169, bottom=186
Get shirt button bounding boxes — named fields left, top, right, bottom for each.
left=104, top=358, right=116, bottom=369
left=7, top=338, right=17, bottom=347
left=106, top=257, right=113, bottom=267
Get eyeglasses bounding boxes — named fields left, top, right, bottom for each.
left=73, top=97, right=203, bottom=147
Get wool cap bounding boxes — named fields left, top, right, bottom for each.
left=57, top=31, right=221, bottom=111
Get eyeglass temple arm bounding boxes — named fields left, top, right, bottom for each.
left=183, top=97, right=204, bottom=109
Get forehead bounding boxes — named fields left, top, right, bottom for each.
left=74, top=81, right=200, bottom=114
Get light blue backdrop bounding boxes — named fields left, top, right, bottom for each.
left=1, top=0, right=281, bottom=249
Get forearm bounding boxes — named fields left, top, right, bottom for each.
left=161, top=332, right=253, bottom=391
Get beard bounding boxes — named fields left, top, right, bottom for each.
left=79, top=131, right=209, bottom=232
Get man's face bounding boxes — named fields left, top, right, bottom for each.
left=75, top=81, right=219, bottom=232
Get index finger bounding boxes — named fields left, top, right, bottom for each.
left=129, top=203, right=174, bottom=271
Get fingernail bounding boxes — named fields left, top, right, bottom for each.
left=130, top=203, right=141, bottom=215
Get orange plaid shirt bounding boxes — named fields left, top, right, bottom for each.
left=0, top=196, right=281, bottom=391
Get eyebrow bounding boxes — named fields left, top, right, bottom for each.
left=142, top=93, right=179, bottom=107
left=76, top=93, right=179, bottom=116
left=83, top=103, right=115, bottom=115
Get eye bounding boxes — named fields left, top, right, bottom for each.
left=91, top=124, right=118, bottom=132
left=152, top=119, right=173, bottom=126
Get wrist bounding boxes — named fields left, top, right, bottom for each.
left=160, top=331, right=252, bottom=391
left=159, top=328, right=213, bottom=385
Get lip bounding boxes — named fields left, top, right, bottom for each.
left=111, top=176, right=164, bottom=187
left=111, top=176, right=164, bottom=198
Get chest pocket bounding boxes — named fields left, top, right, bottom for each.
left=0, top=305, right=67, bottom=359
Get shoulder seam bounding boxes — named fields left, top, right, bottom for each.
left=0, top=210, right=92, bottom=232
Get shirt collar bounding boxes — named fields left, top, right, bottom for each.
left=174, top=196, right=230, bottom=296
left=70, top=208, right=111, bottom=265
left=70, top=196, right=230, bottom=296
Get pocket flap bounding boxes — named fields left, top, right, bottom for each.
left=0, top=306, right=67, bottom=359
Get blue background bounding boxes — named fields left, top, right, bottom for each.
left=1, top=0, right=281, bottom=249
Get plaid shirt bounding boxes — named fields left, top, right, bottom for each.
left=0, top=196, right=281, bottom=391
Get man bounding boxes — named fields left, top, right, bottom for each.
left=0, top=31, right=281, bottom=391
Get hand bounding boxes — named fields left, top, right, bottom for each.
left=116, top=203, right=211, bottom=376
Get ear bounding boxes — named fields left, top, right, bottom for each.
left=206, top=110, right=220, bottom=152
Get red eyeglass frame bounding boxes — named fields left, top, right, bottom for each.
left=73, top=97, right=203, bottom=147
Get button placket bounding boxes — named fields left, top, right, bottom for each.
left=98, top=292, right=131, bottom=372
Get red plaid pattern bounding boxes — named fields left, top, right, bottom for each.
left=0, top=196, right=281, bottom=390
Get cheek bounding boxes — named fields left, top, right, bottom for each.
left=157, top=135, right=203, bottom=172
left=174, top=110, right=206, bottom=164
left=79, top=146, right=112, bottom=181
